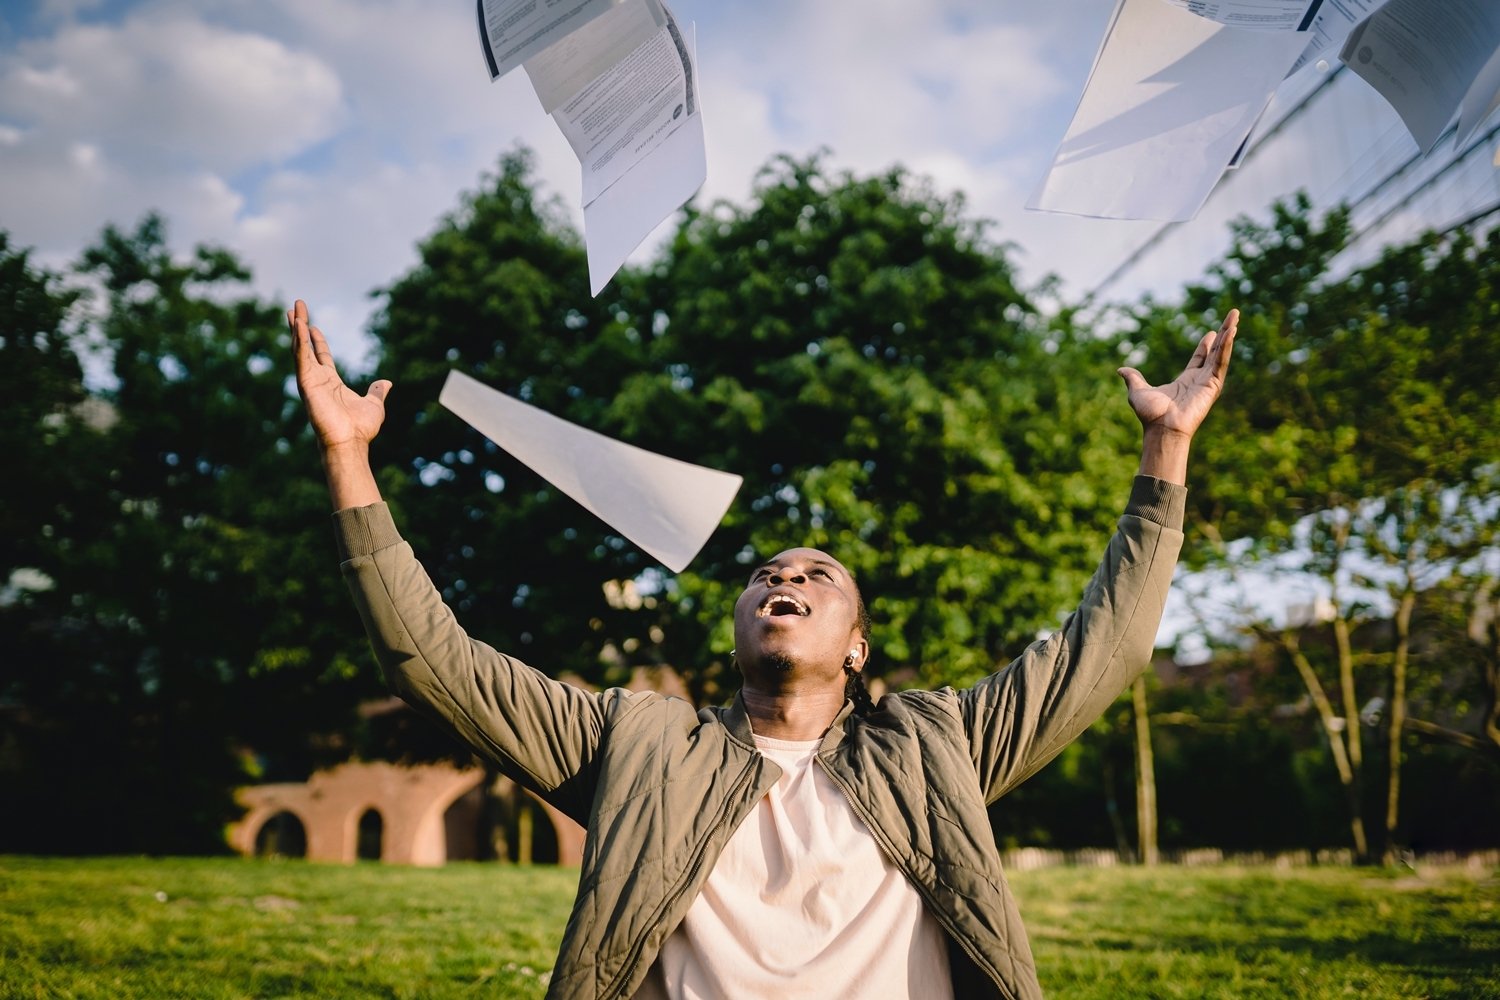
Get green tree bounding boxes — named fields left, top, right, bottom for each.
left=0, top=234, right=86, bottom=576
left=625, top=155, right=1140, bottom=700
left=367, top=152, right=1145, bottom=710
left=1, top=218, right=376, bottom=853
left=1134, top=200, right=1500, bottom=861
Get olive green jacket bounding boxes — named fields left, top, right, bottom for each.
left=333, top=475, right=1186, bottom=1000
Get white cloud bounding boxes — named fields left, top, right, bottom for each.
left=0, top=12, right=344, bottom=174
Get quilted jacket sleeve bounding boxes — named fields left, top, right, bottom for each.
left=959, top=476, right=1186, bottom=804
left=333, top=502, right=605, bottom=823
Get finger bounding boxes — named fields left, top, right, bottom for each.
left=1211, top=310, right=1239, bottom=381
left=1180, top=329, right=1215, bottom=379
left=1117, top=367, right=1151, bottom=393
left=290, top=300, right=318, bottom=373
left=367, top=379, right=393, bottom=405
left=309, top=325, right=336, bottom=367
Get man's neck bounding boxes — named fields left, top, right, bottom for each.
left=740, top=686, right=846, bottom=741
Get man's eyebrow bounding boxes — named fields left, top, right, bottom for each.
left=750, top=556, right=847, bottom=577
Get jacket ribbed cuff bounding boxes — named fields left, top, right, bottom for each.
left=1125, top=475, right=1187, bottom=529
left=331, top=502, right=403, bottom=562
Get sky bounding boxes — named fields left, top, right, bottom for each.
left=0, top=0, right=1172, bottom=370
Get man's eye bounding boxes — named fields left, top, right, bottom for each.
left=811, top=569, right=830, bottom=579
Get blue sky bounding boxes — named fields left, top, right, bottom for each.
left=0, top=0, right=1175, bottom=367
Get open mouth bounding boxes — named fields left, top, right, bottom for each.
left=757, top=593, right=810, bottom=618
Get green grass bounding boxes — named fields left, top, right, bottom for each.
left=1017, top=865, right=1500, bottom=1000
left=1, top=857, right=1496, bottom=999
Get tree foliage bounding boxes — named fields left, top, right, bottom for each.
left=367, top=153, right=1141, bottom=706
left=1, top=219, right=378, bottom=853
left=7, top=160, right=1499, bottom=857
left=1133, top=198, right=1500, bottom=859
left=630, top=156, right=1140, bottom=697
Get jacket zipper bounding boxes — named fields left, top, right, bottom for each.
left=815, top=756, right=1017, bottom=1000
left=598, top=754, right=760, bottom=1000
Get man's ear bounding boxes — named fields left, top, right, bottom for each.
left=847, top=636, right=870, bottom=673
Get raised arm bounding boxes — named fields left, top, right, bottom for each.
left=290, top=300, right=605, bottom=820
left=962, top=310, right=1238, bottom=802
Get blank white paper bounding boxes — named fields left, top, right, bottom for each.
left=1029, top=0, right=1309, bottom=222
left=438, top=370, right=741, bottom=573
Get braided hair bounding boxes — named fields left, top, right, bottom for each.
left=843, top=582, right=877, bottom=717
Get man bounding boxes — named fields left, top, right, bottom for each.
left=290, top=299, right=1236, bottom=1000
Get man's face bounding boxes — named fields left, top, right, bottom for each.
left=732, top=547, right=867, bottom=689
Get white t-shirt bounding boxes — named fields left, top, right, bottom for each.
left=637, top=734, right=954, bottom=999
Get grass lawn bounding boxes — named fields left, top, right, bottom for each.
left=1, top=856, right=1495, bottom=999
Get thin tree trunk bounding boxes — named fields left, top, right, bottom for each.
left=1101, top=753, right=1132, bottom=861
left=1282, top=631, right=1370, bottom=860
left=516, top=793, right=534, bottom=865
left=1333, top=614, right=1362, bottom=773
left=1384, top=588, right=1416, bottom=863
left=1132, top=674, right=1159, bottom=866
left=1330, top=517, right=1362, bottom=777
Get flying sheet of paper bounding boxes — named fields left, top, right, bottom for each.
left=438, top=370, right=741, bottom=573
left=476, top=0, right=619, bottom=81
left=1029, top=0, right=1309, bottom=222
left=584, top=108, right=705, bottom=295
left=1288, top=0, right=1385, bottom=76
left=533, top=10, right=703, bottom=295
left=1162, top=0, right=1325, bottom=32
left=546, top=7, right=697, bottom=206
left=1341, top=0, right=1500, bottom=152
left=523, top=0, right=666, bottom=114
left=1456, top=45, right=1500, bottom=147
left=475, top=0, right=706, bottom=295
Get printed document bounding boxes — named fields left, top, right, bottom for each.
left=533, top=6, right=703, bottom=294
left=524, top=0, right=666, bottom=115
left=476, top=0, right=619, bottom=81
left=1162, top=0, right=1325, bottom=32
left=477, top=0, right=705, bottom=295
left=1288, top=0, right=1385, bottom=76
left=543, top=3, right=696, bottom=206
left=1342, top=0, right=1500, bottom=150
left=439, top=370, right=741, bottom=572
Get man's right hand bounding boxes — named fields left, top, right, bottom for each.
left=289, top=299, right=392, bottom=452
left=289, top=299, right=390, bottom=510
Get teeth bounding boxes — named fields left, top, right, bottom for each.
left=758, top=594, right=808, bottom=618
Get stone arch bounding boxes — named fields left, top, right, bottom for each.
left=252, top=809, right=307, bottom=858
left=229, top=792, right=313, bottom=859
left=487, top=776, right=587, bottom=866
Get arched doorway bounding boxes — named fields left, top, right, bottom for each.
left=510, top=792, right=559, bottom=864
left=356, top=808, right=383, bottom=861
left=253, top=811, right=307, bottom=859
left=443, top=784, right=486, bottom=862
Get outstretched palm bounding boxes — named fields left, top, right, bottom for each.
left=1118, top=309, right=1238, bottom=438
left=288, top=299, right=391, bottom=450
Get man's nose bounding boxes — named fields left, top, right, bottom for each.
left=769, top=568, right=807, bottom=585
